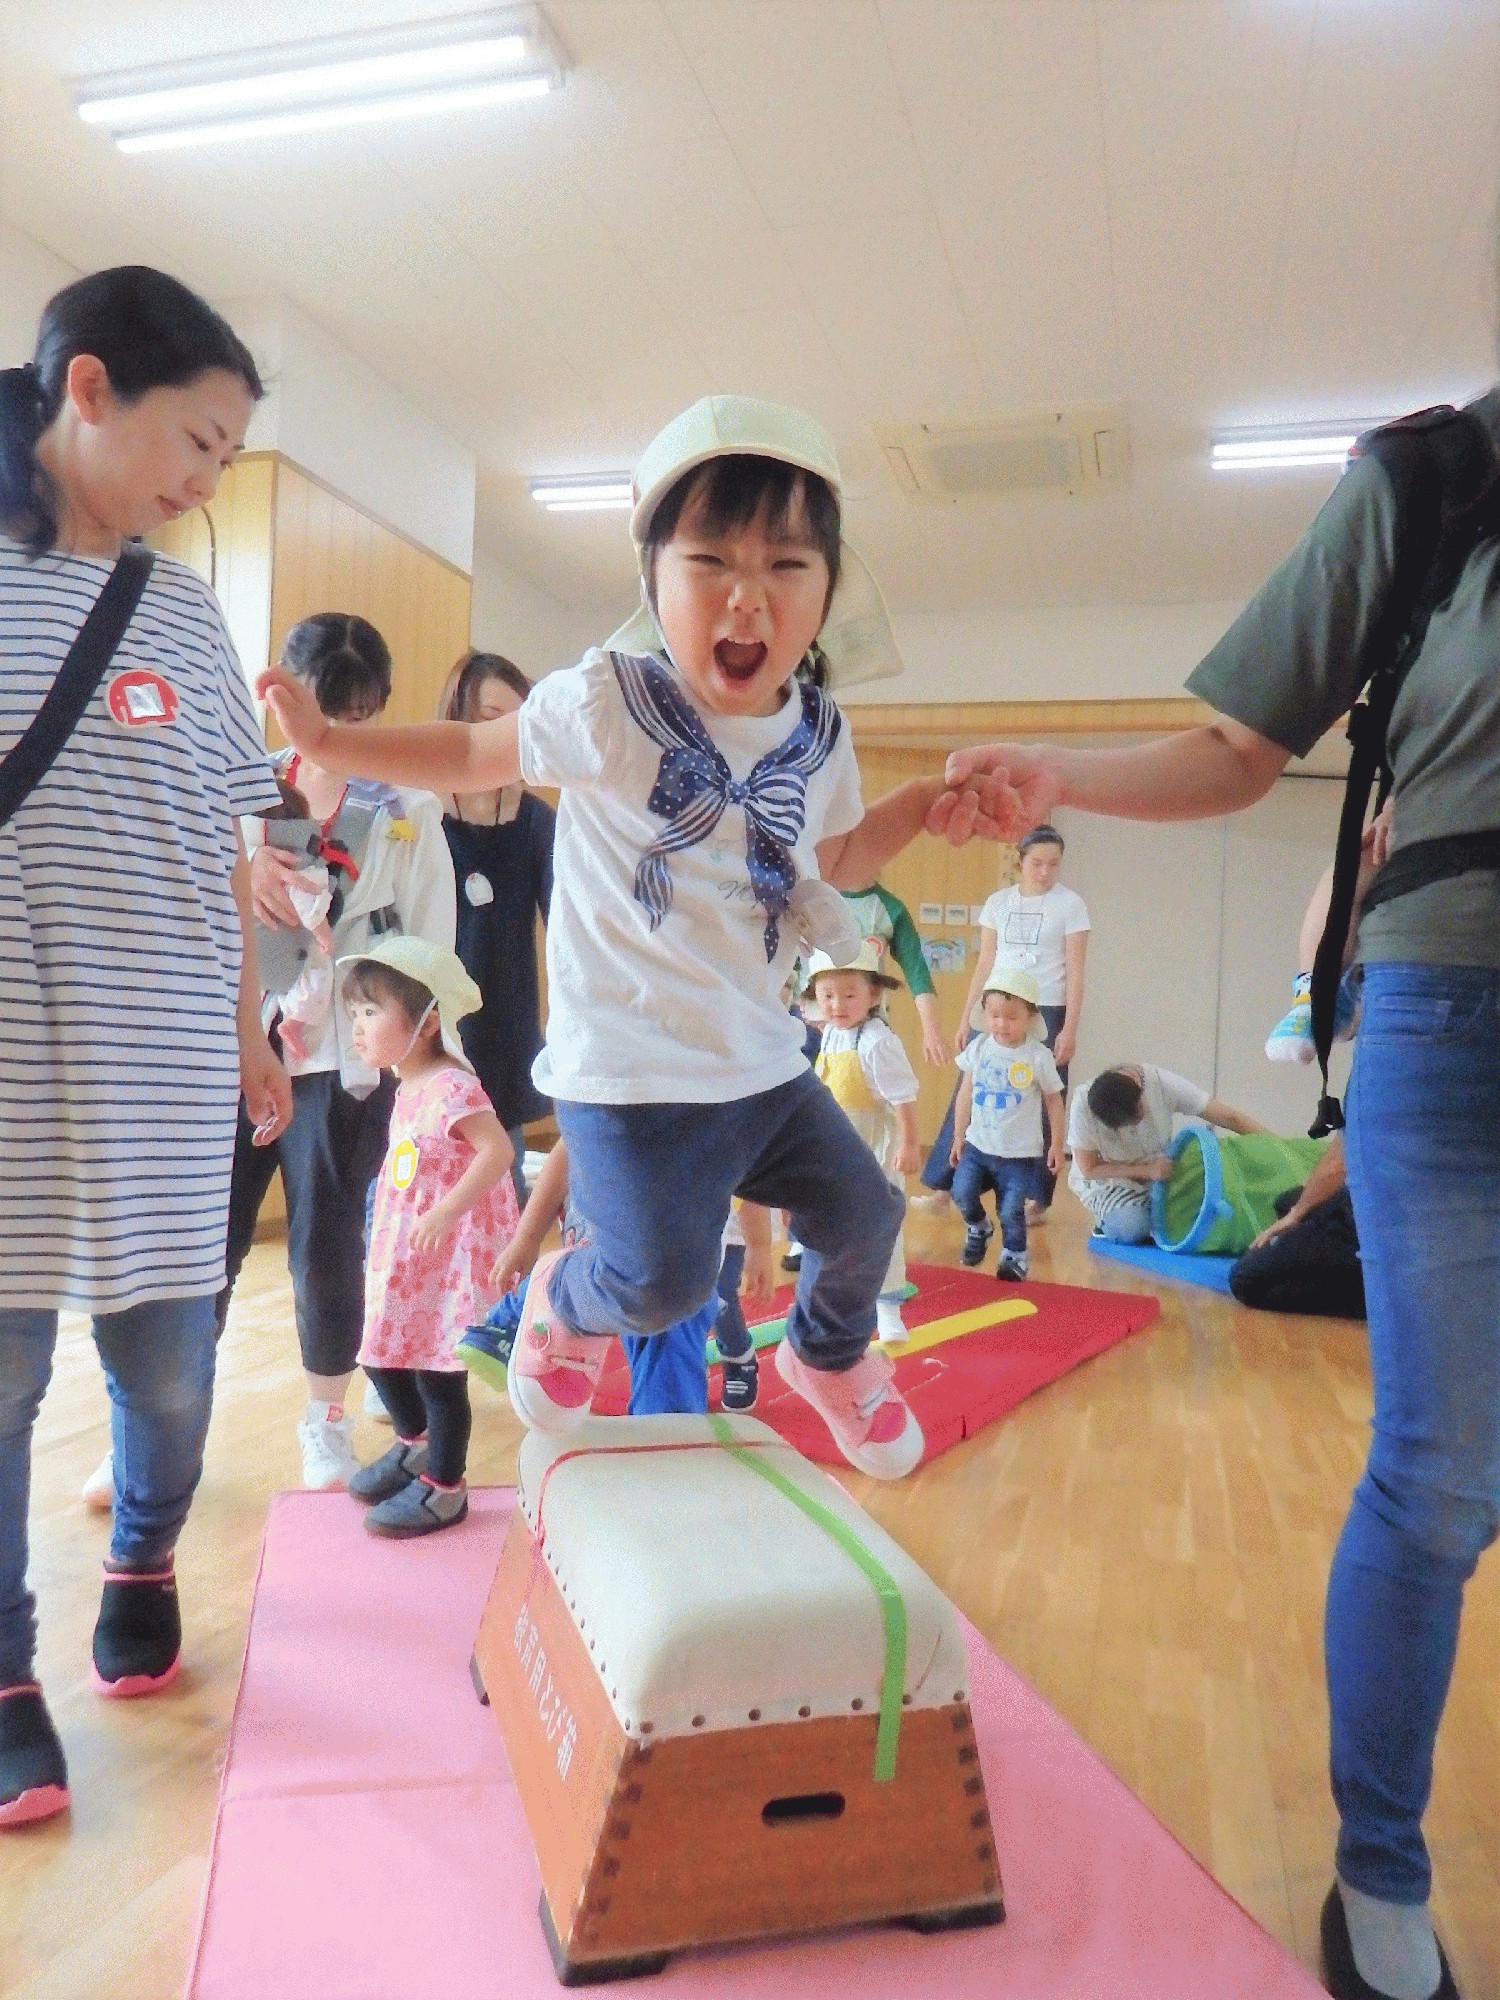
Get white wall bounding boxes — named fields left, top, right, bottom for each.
left=1057, top=774, right=1351, bottom=1137
left=470, top=543, right=617, bottom=678
left=0, top=222, right=79, bottom=364
left=229, top=299, right=476, bottom=574
left=843, top=600, right=1248, bottom=705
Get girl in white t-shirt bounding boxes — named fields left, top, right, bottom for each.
left=260, top=397, right=943, bottom=1480
left=807, top=942, right=920, bottom=1344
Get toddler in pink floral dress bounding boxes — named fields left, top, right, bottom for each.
left=338, top=937, right=520, bottom=1537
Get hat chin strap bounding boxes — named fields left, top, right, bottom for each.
left=398, top=997, right=437, bottom=1065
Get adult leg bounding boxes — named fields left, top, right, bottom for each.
left=1034, top=1005, right=1069, bottom=1208
left=713, top=1244, right=759, bottom=1411
left=1329, top=965, right=1500, bottom=1998
left=1228, top=1194, right=1365, bottom=1318
left=505, top=1123, right=528, bottom=1207
left=919, top=1082, right=961, bottom=1194
left=214, top=1100, right=281, bottom=1335
left=0, top=1311, right=59, bottom=1690
left=91, top=1295, right=217, bottom=1694
left=1085, top=1180, right=1153, bottom=1244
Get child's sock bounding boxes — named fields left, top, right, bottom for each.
left=714, top=1321, right=759, bottom=1413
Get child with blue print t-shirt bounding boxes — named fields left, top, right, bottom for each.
left=950, top=967, right=1064, bottom=1279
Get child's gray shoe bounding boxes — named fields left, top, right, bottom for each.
left=364, top=1477, right=467, bottom=1539
left=348, top=1438, right=428, bottom=1505
left=997, top=1250, right=1029, bottom=1281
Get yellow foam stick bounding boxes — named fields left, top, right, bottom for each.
left=877, top=1296, right=1037, bottom=1357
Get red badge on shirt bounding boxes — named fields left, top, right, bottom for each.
left=107, top=670, right=178, bottom=728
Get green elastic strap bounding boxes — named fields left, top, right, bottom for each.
left=707, top=1414, right=908, bottom=1782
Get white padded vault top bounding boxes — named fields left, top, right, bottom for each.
left=515, top=1415, right=969, bottom=1743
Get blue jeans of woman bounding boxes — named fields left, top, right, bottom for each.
left=1331, top=962, right=1500, bottom=1902
left=922, top=1003, right=1068, bottom=1201
left=0, top=1295, right=217, bottom=1686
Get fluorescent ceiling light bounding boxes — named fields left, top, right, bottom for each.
left=530, top=477, right=633, bottom=513
left=1211, top=427, right=1372, bottom=472
left=76, top=8, right=563, bottom=152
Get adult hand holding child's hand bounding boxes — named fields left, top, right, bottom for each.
left=925, top=744, right=1065, bottom=846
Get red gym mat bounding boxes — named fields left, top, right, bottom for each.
left=187, top=1490, right=1323, bottom=1999
left=591, top=1264, right=1160, bottom=1468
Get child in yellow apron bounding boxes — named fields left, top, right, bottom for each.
left=807, top=941, right=920, bottom=1343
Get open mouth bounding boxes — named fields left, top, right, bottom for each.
left=713, top=638, right=768, bottom=682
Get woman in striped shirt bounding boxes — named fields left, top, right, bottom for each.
left=0, top=267, right=289, bottom=1828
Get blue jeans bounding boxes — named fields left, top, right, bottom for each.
left=1330, top=963, right=1500, bottom=1902
left=923, top=1003, right=1068, bottom=1199
left=553, top=1069, right=902, bottom=1373
left=951, top=1146, right=1041, bottom=1254
left=0, top=1295, right=218, bottom=1685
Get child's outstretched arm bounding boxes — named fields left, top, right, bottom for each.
left=408, top=1112, right=515, bottom=1254
left=817, top=776, right=945, bottom=890
left=256, top=665, right=523, bottom=793
left=491, top=1140, right=570, bottom=1294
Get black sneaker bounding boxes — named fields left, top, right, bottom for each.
left=780, top=1244, right=802, bottom=1272
left=348, top=1438, right=430, bottom=1505
left=365, top=1478, right=468, bottom=1539
left=1320, top=1883, right=1459, bottom=2000
left=91, top=1566, right=181, bottom=1698
left=719, top=1346, right=759, bottom=1413
left=961, top=1222, right=992, bottom=1267
left=0, top=1685, right=69, bottom=1828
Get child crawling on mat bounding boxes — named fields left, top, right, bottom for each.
left=261, top=395, right=943, bottom=1478
left=948, top=967, right=1063, bottom=1280
left=457, top=1140, right=774, bottom=1415
left=340, top=938, right=519, bottom=1537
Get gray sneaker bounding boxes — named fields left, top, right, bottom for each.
left=348, top=1439, right=429, bottom=1505
left=364, top=1478, right=468, bottom=1539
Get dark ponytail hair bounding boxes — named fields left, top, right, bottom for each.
left=0, top=264, right=262, bottom=558
left=281, top=613, right=393, bottom=721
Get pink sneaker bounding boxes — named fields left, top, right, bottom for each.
left=774, top=1341, right=924, bottom=1479
left=506, top=1249, right=609, bottom=1435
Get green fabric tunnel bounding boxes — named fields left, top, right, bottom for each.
left=1151, top=1125, right=1331, bottom=1257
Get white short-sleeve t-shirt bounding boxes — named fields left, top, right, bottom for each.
left=817, top=1019, right=919, bottom=1106
left=1067, top=1066, right=1210, bottom=1196
left=956, top=1034, right=1062, bottom=1157
left=517, top=649, right=864, bottom=1104
left=980, top=882, right=1090, bottom=1006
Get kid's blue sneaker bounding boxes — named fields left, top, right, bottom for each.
left=1266, top=969, right=1361, bottom=1065
left=457, top=1289, right=523, bottom=1394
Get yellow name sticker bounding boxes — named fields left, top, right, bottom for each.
left=1007, top=1059, right=1035, bottom=1092
left=391, top=1138, right=419, bottom=1190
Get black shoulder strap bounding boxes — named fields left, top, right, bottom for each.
left=0, top=541, right=156, bottom=833
left=1307, top=405, right=1498, bottom=1135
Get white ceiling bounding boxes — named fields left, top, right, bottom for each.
left=2, top=0, right=1497, bottom=618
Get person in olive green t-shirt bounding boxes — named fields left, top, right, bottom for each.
left=929, top=405, right=1500, bottom=2000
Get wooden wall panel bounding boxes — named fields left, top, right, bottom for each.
left=267, top=461, right=472, bottom=731
left=147, top=453, right=276, bottom=687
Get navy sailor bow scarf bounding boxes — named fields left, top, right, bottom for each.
left=611, top=651, right=842, bottom=961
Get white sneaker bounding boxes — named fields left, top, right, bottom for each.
left=363, top=1377, right=393, bottom=1424
left=875, top=1298, right=908, bottom=1346
left=81, top=1451, right=115, bottom=1513
left=297, top=1403, right=360, bottom=1491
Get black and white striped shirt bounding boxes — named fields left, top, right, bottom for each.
left=0, top=537, right=278, bottom=1312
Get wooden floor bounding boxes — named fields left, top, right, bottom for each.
left=4, top=1197, right=1497, bottom=2000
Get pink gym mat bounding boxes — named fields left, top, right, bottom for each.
left=187, top=1490, right=1324, bottom=1999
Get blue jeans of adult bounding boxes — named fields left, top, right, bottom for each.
left=0, top=1295, right=217, bottom=1686
left=553, top=1068, right=902, bottom=1373
left=951, top=1145, right=1040, bottom=1255
left=922, top=1003, right=1068, bottom=1201
left=1330, top=962, right=1500, bottom=1903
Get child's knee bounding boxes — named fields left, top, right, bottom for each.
left=611, top=1248, right=722, bottom=1336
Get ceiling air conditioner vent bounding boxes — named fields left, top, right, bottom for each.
left=876, top=407, right=1130, bottom=500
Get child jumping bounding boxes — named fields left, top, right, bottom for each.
left=806, top=941, right=920, bottom=1342
left=341, top=937, right=519, bottom=1536
left=949, top=968, right=1064, bottom=1279
left=260, top=395, right=943, bottom=1477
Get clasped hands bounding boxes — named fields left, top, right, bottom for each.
left=922, top=745, right=1062, bottom=847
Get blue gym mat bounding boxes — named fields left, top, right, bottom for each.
left=1087, top=1236, right=1237, bottom=1295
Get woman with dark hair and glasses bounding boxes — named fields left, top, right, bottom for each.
left=436, top=649, right=555, bottom=1205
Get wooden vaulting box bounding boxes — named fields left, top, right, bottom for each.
left=471, top=1414, right=1003, bottom=1984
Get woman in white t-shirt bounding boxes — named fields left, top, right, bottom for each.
left=921, top=825, right=1089, bottom=1210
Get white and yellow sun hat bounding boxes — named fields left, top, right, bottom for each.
left=337, top=935, right=481, bottom=1064
left=605, top=394, right=904, bottom=691
left=805, top=937, right=901, bottom=990
left=970, top=963, right=1043, bottom=1034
